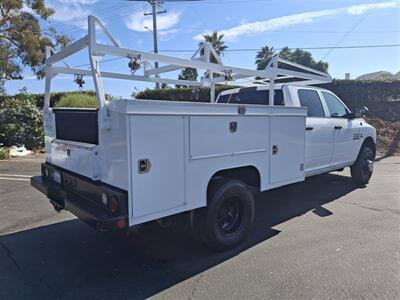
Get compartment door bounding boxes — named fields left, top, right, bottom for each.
left=129, top=115, right=186, bottom=223
left=50, top=139, right=100, bottom=180
left=269, top=116, right=306, bottom=187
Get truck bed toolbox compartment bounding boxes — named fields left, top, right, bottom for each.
left=50, top=139, right=100, bottom=180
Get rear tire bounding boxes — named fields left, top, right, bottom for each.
left=351, top=145, right=375, bottom=185
left=191, top=178, right=255, bottom=251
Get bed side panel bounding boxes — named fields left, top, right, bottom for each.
left=129, top=115, right=186, bottom=224
left=269, top=115, right=306, bottom=187
left=100, top=110, right=129, bottom=190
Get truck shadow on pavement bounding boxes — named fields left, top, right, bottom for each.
left=0, top=173, right=359, bottom=299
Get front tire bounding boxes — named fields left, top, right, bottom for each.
left=351, top=145, right=375, bottom=185
left=191, top=178, right=255, bottom=251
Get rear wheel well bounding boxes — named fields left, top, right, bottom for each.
left=209, top=166, right=261, bottom=193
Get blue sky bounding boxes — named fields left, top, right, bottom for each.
left=5, top=0, right=400, bottom=98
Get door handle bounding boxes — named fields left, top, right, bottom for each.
left=334, top=126, right=342, bottom=130
left=306, top=126, right=314, bottom=131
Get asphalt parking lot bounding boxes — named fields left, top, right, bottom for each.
left=0, top=157, right=399, bottom=299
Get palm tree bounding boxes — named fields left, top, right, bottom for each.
left=199, top=32, right=228, bottom=62
left=176, top=67, right=198, bottom=88
left=255, top=46, right=276, bottom=70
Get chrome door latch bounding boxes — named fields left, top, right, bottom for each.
left=138, top=159, right=151, bottom=174
left=237, top=105, right=246, bottom=115
left=272, top=145, right=279, bottom=155
left=229, top=121, right=238, bottom=133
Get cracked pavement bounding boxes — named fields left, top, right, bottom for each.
left=0, top=157, right=399, bottom=299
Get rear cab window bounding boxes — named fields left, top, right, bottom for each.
left=218, top=88, right=284, bottom=106
left=297, top=89, right=325, bottom=117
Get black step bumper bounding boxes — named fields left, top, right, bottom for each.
left=31, top=164, right=128, bottom=232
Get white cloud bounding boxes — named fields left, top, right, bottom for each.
left=193, top=1, right=400, bottom=41
left=347, top=1, right=400, bottom=15
left=49, top=0, right=98, bottom=30
left=58, top=0, right=98, bottom=4
left=159, top=29, right=180, bottom=41
left=125, top=10, right=181, bottom=35
left=194, top=9, right=339, bottom=41
left=51, top=5, right=90, bottom=23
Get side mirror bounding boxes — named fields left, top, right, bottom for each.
left=346, top=112, right=356, bottom=119
left=355, top=106, right=369, bottom=118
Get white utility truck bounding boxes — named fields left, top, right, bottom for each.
left=31, top=16, right=376, bottom=250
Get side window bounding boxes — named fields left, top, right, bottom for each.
left=217, top=93, right=241, bottom=103
left=217, top=89, right=284, bottom=106
left=217, top=94, right=230, bottom=103
left=273, top=90, right=284, bottom=106
left=322, top=92, right=348, bottom=117
left=297, top=89, right=325, bottom=117
left=238, top=89, right=268, bottom=105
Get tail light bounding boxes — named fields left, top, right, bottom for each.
left=108, top=195, right=119, bottom=214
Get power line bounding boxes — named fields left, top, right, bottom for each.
left=72, top=57, right=125, bottom=69
left=157, top=28, right=400, bottom=33
left=157, top=43, right=400, bottom=53
left=126, top=1, right=172, bottom=89
left=56, top=0, right=273, bottom=36
left=34, top=0, right=398, bottom=39
left=74, top=43, right=400, bottom=67
left=11, top=42, right=398, bottom=78
left=15, top=0, right=273, bottom=37
left=165, top=0, right=273, bottom=3
left=49, top=2, right=131, bottom=33
left=321, top=0, right=383, bottom=59
left=16, top=2, right=133, bottom=37
left=49, top=2, right=135, bottom=37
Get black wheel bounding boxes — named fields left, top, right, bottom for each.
left=191, top=178, right=255, bottom=251
left=351, top=145, right=375, bottom=185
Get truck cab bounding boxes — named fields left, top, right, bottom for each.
left=216, top=85, right=376, bottom=177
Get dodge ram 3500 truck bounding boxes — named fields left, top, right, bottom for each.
left=31, top=16, right=376, bottom=251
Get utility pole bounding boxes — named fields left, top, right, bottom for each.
left=144, top=0, right=166, bottom=89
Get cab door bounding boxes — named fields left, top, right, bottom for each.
left=320, top=91, right=361, bottom=165
left=295, top=88, right=334, bottom=172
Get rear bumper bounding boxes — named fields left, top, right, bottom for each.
left=31, top=166, right=128, bottom=232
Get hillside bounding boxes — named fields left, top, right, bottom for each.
left=365, top=117, right=400, bottom=157
left=356, top=71, right=400, bottom=81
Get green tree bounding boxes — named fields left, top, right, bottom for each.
left=278, top=46, right=292, bottom=61
left=199, top=32, right=228, bottom=63
left=256, top=46, right=328, bottom=72
left=177, top=67, right=198, bottom=87
left=0, top=81, right=5, bottom=95
left=0, top=0, right=69, bottom=81
left=282, top=48, right=328, bottom=72
left=255, top=46, right=275, bottom=70
left=0, top=87, right=44, bottom=148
